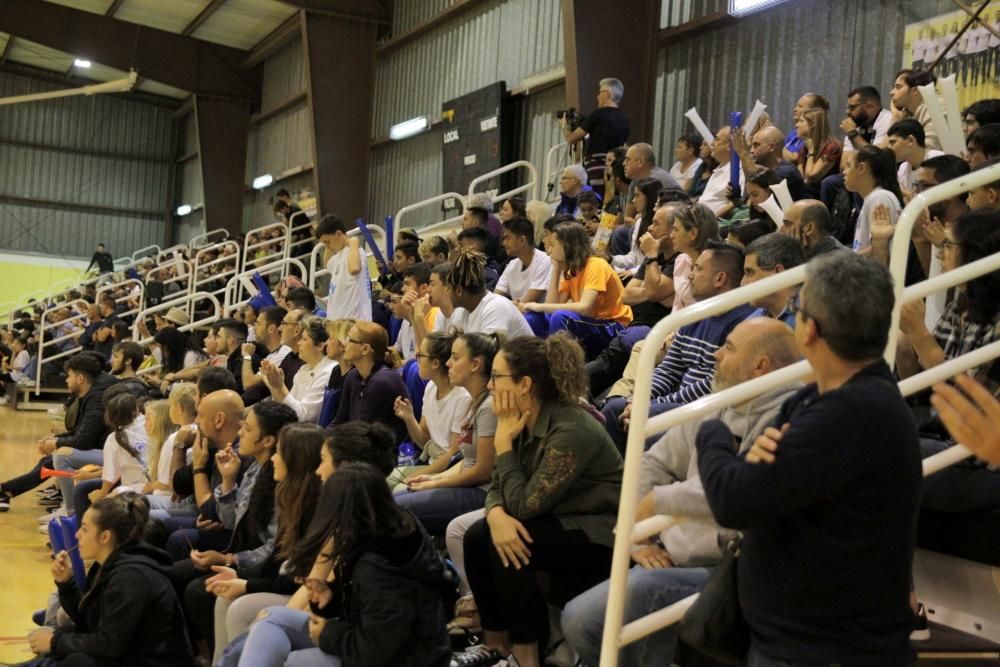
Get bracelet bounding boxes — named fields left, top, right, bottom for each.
left=644, top=256, right=659, bottom=266
left=193, top=467, right=208, bottom=476
left=242, top=356, right=252, bottom=361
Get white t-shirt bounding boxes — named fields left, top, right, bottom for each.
left=433, top=308, right=468, bottom=334
left=843, top=108, right=893, bottom=153
left=495, top=249, right=552, bottom=301
left=283, top=357, right=336, bottom=423
left=669, top=158, right=702, bottom=185
left=266, top=344, right=292, bottom=366
left=421, top=381, right=471, bottom=458
left=155, top=431, right=178, bottom=486
left=853, top=187, right=901, bottom=252
left=326, top=245, right=373, bottom=321
left=463, top=291, right=534, bottom=339
left=395, top=319, right=417, bottom=362
left=897, top=149, right=944, bottom=193
left=699, top=163, right=745, bottom=217
left=103, top=415, right=149, bottom=492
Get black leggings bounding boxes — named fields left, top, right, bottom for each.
left=0, top=455, right=50, bottom=497
left=464, top=514, right=613, bottom=650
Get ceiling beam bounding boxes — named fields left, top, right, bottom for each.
left=182, top=0, right=228, bottom=37
left=242, top=13, right=300, bottom=69
left=105, top=0, right=126, bottom=18
left=377, top=0, right=489, bottom=56
left=279, top=0, right=387, bottom=21
left=0, top=35, right=14, bottom=64
left=0, top=0, right=259, bottom=101
left=0, top=60, right=182, bottom=109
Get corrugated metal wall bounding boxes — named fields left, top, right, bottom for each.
left=369, top=0, right=563, bottom=228
left=0, top=71, right=171, bottom=258
left=653, top=0, right=957, bottom=157
left=521, top=83, right=567, bottom=201
left=243, top=38, right=313, bottom=230
left=653, top=0, right=910, bottom=161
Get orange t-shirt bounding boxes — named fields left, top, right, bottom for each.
left=558, top=256, right=632, bottom=326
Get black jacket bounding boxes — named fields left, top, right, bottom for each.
left=56, top=373, right=117, bottom=452
left=313, top=522, right=450, bottom=667
left=53, top=543, right=192, bottom=666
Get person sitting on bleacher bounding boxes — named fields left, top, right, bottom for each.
left=0, top=353, right=116, bottom=514
left=445, top=248, right=533, bottom=339
left=262, top=317, right=335, bottom=424
left=216, top=319, right=262, bottom=395
left=601, top=241, right=755, bottom=451
left=895, top=208, right=1000, bottom=512
left=562, top=318, right=801, bottom=666
left=697, top=252, right=922, bottom=667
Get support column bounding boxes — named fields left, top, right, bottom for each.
left=561, top=0, right=660, bottom=143
left=195, top=96, right=251, bottom=237
left=301, top=10, right=378, bottom=222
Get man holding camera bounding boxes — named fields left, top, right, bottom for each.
left=560, top=78, right=631, bottom=186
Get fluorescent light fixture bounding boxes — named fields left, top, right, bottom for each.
left=390, top=116, right=430, bottom=141
left=729, top=0, right=789, bottom=16
left=252, top=174, right=274, bottom=190
left=74, top=59, right=92, bottom=68
left=175, top=204, right=192, bottom=216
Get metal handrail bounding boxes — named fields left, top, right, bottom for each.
left=285, top=210, right=315, bottom=260
left=598, top=162, right=1000, bottom=666
left=242, top=221, right=288, bottom=274
left=131, top=244, right=160, bottom=263
left=157, top=243, right=189, bottom=263
left=223, top=257, right=307, bottom=315
left=132, top=291, right=222, bottom=345
left=393, top=192, right=466, bottom=246
left=189, top=229, right=229, bottom=250
left=95, top=278, right=144, bottom=320
left=308, top=243, right=331, bottom=297
left=467, top=159, right=539, bottom=204
left=31, top=299, right=91, bottom=396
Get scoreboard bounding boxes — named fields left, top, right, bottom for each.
left=441, top=82, right=518, bottom=213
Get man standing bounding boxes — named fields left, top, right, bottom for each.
left=315, top=214, right=372, bottom=322
left=697, top=252, right=922, bottom=666
left=86, top=243, right=114, bottom=275
left=561, top=77, right=631, bottom=164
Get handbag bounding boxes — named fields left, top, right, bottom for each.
left=674, top=536, right=750, bottom=666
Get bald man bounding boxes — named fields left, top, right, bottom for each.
left=564, top=317, right=802, bottom=667
left=733, top=126, right=809, bottom=201
left=780, top=199, right=848, bottom=258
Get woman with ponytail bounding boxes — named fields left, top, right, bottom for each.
left=458, top=334, right=623, bottom=667
left=332, top=321, right=410, bottom=445
left=845, top=145, right=904, bottom=253
left=81, top=391, right=149, bottom=517
left=395, top=331, right=501, bottom=535
left=208, top=422, right=326, bottom=663
left=27, top=492, right=192, bottom=665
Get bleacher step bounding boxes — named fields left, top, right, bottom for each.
left=916, top=621, right=1000, bottom=663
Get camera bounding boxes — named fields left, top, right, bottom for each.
left=555, top=108, right=583, bottom=131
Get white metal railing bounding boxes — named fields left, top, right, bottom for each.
left=189, top=229, right=229, bottom=251
left=130, top=244, right=160, bottom=263
left=285, top=210, right=315, bottom=262
left=309, top=243, right=331, bottom=298
left=242, top=221, right=287, bottom=274
left=192, top=241, right=240, bottom=314
left=96, top=278, right=144, bottom=320
left=157, top=243, right=189, bottom=263
left=223, top=257, right=307, bottom=316
left=393, top=192, right=466, bottom=248
left=31, top=299, right=90, bottom=396
left=144, top=258, right=194, bottom=307
left=132, top=291, right=222, bottom=346
left=543, top=141, right=571, bottom=204
left=467, top=159, right=539, bottom=205
left=598, top=161, right=1000, bottom=666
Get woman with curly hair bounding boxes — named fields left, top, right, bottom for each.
left=457, top=334, right=623, bottom=667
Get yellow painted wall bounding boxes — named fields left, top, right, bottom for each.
left=0, top=253, right=88, bottom=310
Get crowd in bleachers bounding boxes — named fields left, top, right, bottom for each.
left=0, top=71, right=999, bottom=667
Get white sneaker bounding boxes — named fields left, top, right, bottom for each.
left=38, top=508, right=68, bottom=523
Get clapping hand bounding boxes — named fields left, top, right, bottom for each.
left=260, top=360, right=284, bottom=392
left=869, top=204, right=895, bottom=241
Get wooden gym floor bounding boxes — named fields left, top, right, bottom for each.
left=0, top=406, right=65, bottom=663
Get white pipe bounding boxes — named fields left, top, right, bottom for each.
left=394, top=192, right=465, bottom=247
left=468, top=160, right=539, bottom=204
left=0, top=72, right=137, bottom=106
left=189, top=229, right=229, bottom=250
left=618, top=594, right=699, bottom=646
left=630, top=515, right=687, bottom=544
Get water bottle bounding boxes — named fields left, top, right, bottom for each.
left=397, top=442, right=418, bottom=468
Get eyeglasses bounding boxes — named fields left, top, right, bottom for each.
left=940, top=239, right=963, bottom=251
left=790, top=299, right=822, bottom=336
left=490, top=372, right=513, bottom=383
left=845, top=102, right=863, bottom=111
left=414, top=352, right=434, bottom=360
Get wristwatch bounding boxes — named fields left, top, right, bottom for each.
left=242, top=355, right=252, bottom=361
left=847, top=129, right=861, bottom=140
left=644, top=256, right=659, bottom=266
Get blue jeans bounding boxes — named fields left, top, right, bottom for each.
left=147, top=494, right=199, bottom=522
left=920, top=437, right=1000, bottom=512
left=72, top=479, right=102, bottom=518
left=561, top=565, right=711, bottom=667
left=394, top=486, right=486, bottom=536
left=524, top=310, right=625, bottom=360
left=601, top=397, right=681, bottom=452
left=52, top=448, right=104, bottom=512
left=225, top=605, right=341, bottom=667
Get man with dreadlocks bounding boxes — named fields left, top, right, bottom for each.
left=445, top=247, right=535, bottom=339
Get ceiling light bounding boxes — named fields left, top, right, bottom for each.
left=252, top=174, right=274, bottom=190
left=729, top=0, right=790, bottom=16
left=390, top=116, right=430, bottom=141
left=175, top=204, right=192, bottom=216
left=74, top=59, right=92, bottom=69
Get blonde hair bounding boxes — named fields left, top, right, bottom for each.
left=144, top=400, right=176, bottom=481
left=802, top=107, right=834, bottom=157
left=168, top=383, right=198, bottom=422
left=525, top=199, right=552, bottom=245
left=325, top=318, right=355, bottom=345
